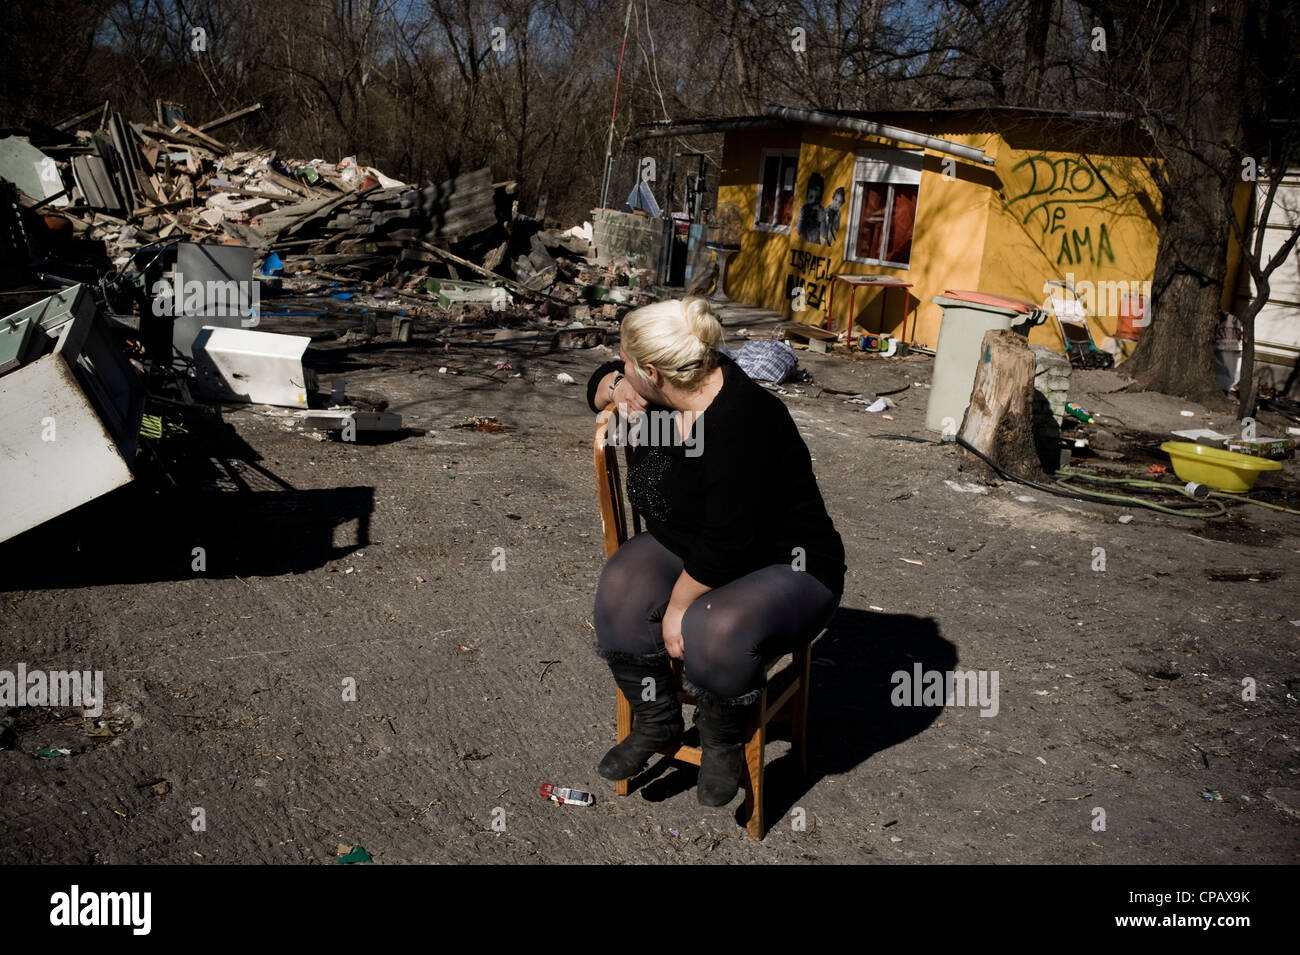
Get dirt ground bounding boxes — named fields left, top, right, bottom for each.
left=2, top=303, right=1297, bottom=864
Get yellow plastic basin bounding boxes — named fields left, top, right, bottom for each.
left=1160, top=441, right=1282, bottom=492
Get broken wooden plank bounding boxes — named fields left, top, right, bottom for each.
left=54, top=101, right=110, bottom=132
left=174, top=121, right=230, bottom=155
left=197, top=102, right=264, bottom=132
left=775, top=321, right=839, bottom=341
left=132, top=197, right=200, bottom=216
left=263, top=168, right=319, bottom=199
left=417, top=241, right=542, bottom=299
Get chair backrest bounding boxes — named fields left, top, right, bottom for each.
left=594, top=407, right=628, bottom=558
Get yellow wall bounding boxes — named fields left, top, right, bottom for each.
left=715, top=126, right=803, bottom=316
left=716, top=118, right=1166, bottom=353
left=979, top=135, right=1162, bottom=351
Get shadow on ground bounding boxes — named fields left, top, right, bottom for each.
left=616, top=607, right=955, bottom=833
left=0, top=409, right=376, bottom=588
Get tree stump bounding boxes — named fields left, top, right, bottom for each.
left=959, top=329, right=1049, bottom=483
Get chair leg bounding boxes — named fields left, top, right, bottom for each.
left=614, top=687, right=632, bottom=797
left=741, top=688, right=767, bottom=840
left=791, top=645, right=812, bottom=777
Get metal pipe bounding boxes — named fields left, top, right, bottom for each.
left=763, top=105, right=996, bottom=166
left=627, top=118, right=784, bottom=141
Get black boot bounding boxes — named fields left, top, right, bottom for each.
left=597, top=655, right=685, bottom=781
left=694, top=697, right=755, bottom=806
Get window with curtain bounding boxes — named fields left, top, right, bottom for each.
left=847, top=149, right=923, bottom=267
left=756, top=150, right=798, bottom=230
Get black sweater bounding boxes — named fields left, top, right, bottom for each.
left=587, top=353, right=846, bottom=596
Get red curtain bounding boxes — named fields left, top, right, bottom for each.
left=886, top=184, right=918, bottom=264
left=855, top=184, right=888, bottom=259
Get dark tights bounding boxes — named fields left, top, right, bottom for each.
left=594, top=532, right=839, bottom=704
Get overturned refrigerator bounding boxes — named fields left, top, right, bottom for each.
left=0, top=285, right=145, bottom=544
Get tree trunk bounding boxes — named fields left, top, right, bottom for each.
left=1018, top=0, right=1053, bottom=105
left=959, top=330, right=1048, bottom=482
left=1237, top=280, right=1268, bottom=420
left=1123, top=0, right=1248, bottom=408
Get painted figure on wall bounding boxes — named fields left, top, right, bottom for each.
left=821, top=187, right=845, bottom=244
left=797, top=173, right=845, bottom=247
left=797, top=173, right=826, bottom=244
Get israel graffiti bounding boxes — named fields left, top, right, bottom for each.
left=786, top=248, right=832, bottom=312
left=1008, top=155, right=1117, bottom=266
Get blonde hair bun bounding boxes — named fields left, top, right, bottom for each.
left=681, top=296, right=723, bottom=350
left=620, top=296, right=723, bottom=391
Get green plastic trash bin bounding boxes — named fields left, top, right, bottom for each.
left=924, top=290, right=1046, bottom=434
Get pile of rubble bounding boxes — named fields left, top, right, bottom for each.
left=0, top=99, right=666, bottom=545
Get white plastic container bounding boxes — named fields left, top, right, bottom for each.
left=925, top=291, right=1046, bottom=433
left=192, top=326, right=311, bottom=407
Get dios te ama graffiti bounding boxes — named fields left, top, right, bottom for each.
left=1009, top=154, right=1120, bottom=267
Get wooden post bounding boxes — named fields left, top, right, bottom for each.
left=959, top=329, right=1048, bottom=482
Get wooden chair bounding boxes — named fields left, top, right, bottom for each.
left=594, top=406, right=823, bottom=840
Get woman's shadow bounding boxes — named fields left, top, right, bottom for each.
left=636, top=606, right=956, bottom=828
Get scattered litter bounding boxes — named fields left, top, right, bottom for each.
left=1064, top=401, right=1096, bottom=424
left=1172, top=428, right=1231, bottom=442
left=863, top=396, right=890, bottom=413
left=869, top=605, right=885, bottom=611
left=453, top=415, right=513, bottom=434
left=944, top=480, right=987, bottom=494
left=556, top=372, right=576, bottom=384
left=668, top=828, right=681, bottom=838
left=540, top=784, right=594, bottom=806
left=1180, top=410, right=1196, bottom=417
left=1204, top=569, right=1281, bottom=583
left=295, top=409, right=402, bottom=433
left=1036, top=756, right=1048, bottom=765
left=1118, top=515, right=1134, bottom=524
left=1227, top=437, right=1295, bottom=460
left=36, top=747, right=71, bottom=759
left=1200, top=790, right=1224, bottom=803
left=1147, top=464, right=1167, bottom=474
left=336, top=845, right=373, bottom=864
left=1015, top=495, right=1037, bottom=503
left=899, top=558, right=924, bottom=566
left=137, top=779, right=172, bottom=797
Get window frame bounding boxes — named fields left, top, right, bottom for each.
left=754, top=148, right=800, bottom=233
left=844, top=148, right=924, bottom=269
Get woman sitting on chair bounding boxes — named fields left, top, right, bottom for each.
left=587, top=296, right=845, bottom=806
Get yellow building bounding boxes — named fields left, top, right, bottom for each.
left=668, top=107, right=1186, bottom=354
